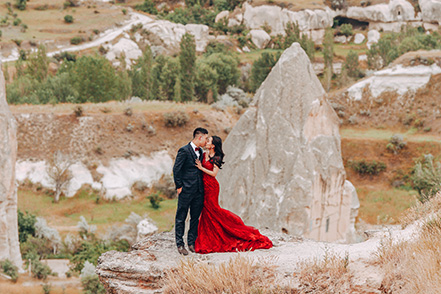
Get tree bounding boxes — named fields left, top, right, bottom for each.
left=344, top=50, right=363, bottom=79
left=26, top=45, right=49, bottom=82
left=130, top=47, right=153, bottom=100
left=323, top=28, right=334, bottom=92
left=249, top=51, right=281, bottom=92
left=179, top=33, right=196, bottom=102
left=151, top=56, right=180, bottom=101
left=15, top=0, right=26, bottom=10
left=199, top=53, right=240, bottom=95
left=46, top=151, right=73, bottom=203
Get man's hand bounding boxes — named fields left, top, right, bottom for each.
left=177, top=187, right=182, bottom=195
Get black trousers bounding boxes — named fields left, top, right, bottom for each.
left=175, top=191, right=204, bottom=247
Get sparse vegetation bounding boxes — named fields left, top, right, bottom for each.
left=412, top=154, right=441, bottom=202
left=46, top=151, right=74, bottom=203
left=64, top=15, right=74, bottom=23
left=148, top=192, right=164, bottom=209
left=349, top=159, right=386, bottom=176
left=0, top=259, right=19, bottom=282
left=163, top=110, right=189, bottom=127
left=386, top=134, right=407, bottom=154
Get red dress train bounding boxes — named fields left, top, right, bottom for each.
left=195, top=155, right=273, bottom=254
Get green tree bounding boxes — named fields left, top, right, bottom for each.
left=323, top=28, right=334, bottom=92
left=64, top=15, right=74, bottom=23
left=195, top=61, right=218, bottom=102
left=130, top=47, right=153, bottom=100
left=25, top=45, right=49, bottom=82
left=18, top=209, right=36, bottom=243
left=15, top=0, right=26, bottom=10
left=344, top=50, right=363, bottom=79
left=199, top=53, right=240, bottom=94
left=249, top=51, right=281, bottom=92
left=179, top=33, right=196, bottom=101
left=151, top=56, right=180, bottom=101
left=135, top=0, right=157, bottom=14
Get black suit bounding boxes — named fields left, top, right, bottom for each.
left=173, top=143, right=204, bottom=248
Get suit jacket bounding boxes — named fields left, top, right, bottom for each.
left=173, top=143, right=204, bottom=195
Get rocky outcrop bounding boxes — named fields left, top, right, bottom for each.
left=347, top=0, right=417, bottom=23
left=248, top=29, right=271, bottom=49
left=419, top=0, right=441, bottom=25
left=346, top=63, right=441, bottom=101
left=217, top=43, right=358, bottom=242
left=0, top=64, right=21, bottom=268
left=367, top=29, right=380, bottom=49
left=105, top=37, right=142, bottom=68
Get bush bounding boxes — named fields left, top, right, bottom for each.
left=18, top=209, right=36, bottom=243
left=31, top=258, right=53, bottom=280
left=148, top=192, right=164, bottom=209
left=349, top=160, right=386, bottom=176
left=15, top=0, right=27, bottom=10
left=339, top=23, right=353, bottom=36
left=0, top=260, right=19, bottom=282
left=13, top=18, right=22, bottom=26
left=73, top=106, right=84, bottom=117
left=70, top=36, right=83, bottom=45
left=82, top=275, right=106, bottom=294
left=344, top=50, right=364, bottom=79
left=64, top=15, right=74, bottom=23
left=163, top=110, right=189, bottom=127
left=412, top=154, right=441, bottom=202
left=135, top=0, right=157, bottom=14
left=249, top=51, right=281, bottom=92
left=386, top=134, right=407, bottom=154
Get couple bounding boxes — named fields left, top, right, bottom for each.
left=173, top=127, right=273, bottom=255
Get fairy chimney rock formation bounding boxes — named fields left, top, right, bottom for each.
left=218, top=43, right=358, bottom=242
left=0, top=64, right=22, bottom=268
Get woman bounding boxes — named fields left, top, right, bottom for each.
left=194, top=136, right=273, bottom=254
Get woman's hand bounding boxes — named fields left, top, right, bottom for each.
left=195, top=159, right=202, bottom=170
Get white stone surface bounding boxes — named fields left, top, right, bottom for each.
left=367, top=29, right=380, bottom=49
left=248, top=29, right=271, bottom=49
left=242, top=3, right=334, bottom=37
left=217, top=43, right=358, bottom=242
left=105, top=38, right=142, bottom=68
left=185, top=24, right=210, bottom=52
left=334, top=35, right=347, bottom=44
left=347, top=64, right=441, bottom=101
left=136, top=219, right=158, bottom=241
left=0, top=63, right=22, bottom=269
left=353, top=33, right=365, bottom=44
left=16, top=151, right=173, bottom=200
left=215, top=10, right=229, bottom=23
left=347, top=0, right=417, bottom=22
left=420, top=0, right=441, bottom=24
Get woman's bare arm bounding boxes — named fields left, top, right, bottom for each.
left=195, top=159, right=219, bottom=177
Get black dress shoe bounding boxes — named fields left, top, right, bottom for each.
left=188, top=245, right=195, bottom=253
left=177, top=246, right=188, bottom=256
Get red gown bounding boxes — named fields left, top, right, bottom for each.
left=195, top=155, right=273, bottom=254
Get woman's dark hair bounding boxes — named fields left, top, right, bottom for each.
left=210, top=136, right=225, bottom=168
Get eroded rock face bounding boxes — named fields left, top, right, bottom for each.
left=248, top=29, right=271, bottom=49
left=420, top=0, right=441, bottom=24
left=347, top=0, right=417, bottom=23
left=0, top=64, right=21, bottom=268
left=217, top=43, right=357, bottom=242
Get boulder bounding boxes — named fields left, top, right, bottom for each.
left=248, top=29, right=271, bottom=49
left=334, top=35, right=347, bottom=43
left=367, top=29, right=380, bottom=49
left=346, top=0, right=417, bottom=23
left=0, top=64, right=22, bottom=269
left=420, top=0, right=441, bottom=24
left=217, top=43, right=358, bottom=242
left=353, top=33, right=365, bottom=44
left=185, top=24, right=210, bottom=52
left=105, top=38, right=142, bottom=68
left=215, top=10, right=230, bottom=23
left=242, top=3, right=334, bottom=37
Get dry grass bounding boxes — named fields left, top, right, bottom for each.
left=162, top=255, right=282, bottom=294
left=294, top=251, right=355, bottom=293
left=372, top=193, right=441, bottom=293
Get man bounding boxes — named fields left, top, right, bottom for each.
left=173, top=127, right=208, bottom=255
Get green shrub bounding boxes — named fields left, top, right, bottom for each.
left=0, top=260, right=19, bottom=282
left=18, top=209, right=36, bottom=243
left=349, top=160, right=386, bottom=176
left=386, top=134, right=407, bottom=154
left=122, top=8, right=127, bottom=15
left=82, top=275, right=106, bottom=294
left=31, top=258, right=53, bottom=280
left=344, top=50, right=364, bottom=79
left=163, top=110, right=189, bottom=127
left=13, top=18, right=22, bottom=26
left=135, top=0, right=158, bottom=14
left=249, top=51, right=281, bottom=92
left=70, top=36, right=83, bottom=45
left=15, top=0, right=27, bottom=10
left=148, top=192, right=164, bottom=209
left=198, top=52, right=240, bottom=94
left=339, top=23, right=353, bottom=36
left=412, top=154, right=441, bottom=202
left=64, top=15, right=74, bottom=23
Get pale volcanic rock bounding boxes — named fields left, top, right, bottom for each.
left=248, top=29, right=271, bottom=49
left=354, top=33, right=366, bottom=44
left=217, top=43, right=358, bottom=242
left=346, top=0, right=417, bottom=23
left=0, top=64, right=22, bottom=269
left=105, top=38, right=142, bottom=68
left=367, top=29, right=381, bottom=49
left=419, top=0, right=441, bottom=24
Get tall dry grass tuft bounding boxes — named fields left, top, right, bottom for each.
left=294, top=250, right=353, bottom=293
left=162, top=254, right=282, bottom=294
left=400, top=192, right=441, bottom=228
left=378, top=207, right=441, bottom=293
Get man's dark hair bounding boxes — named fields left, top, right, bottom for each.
left=193, top=127, right=208, bottom=138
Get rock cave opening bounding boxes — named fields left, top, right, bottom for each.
left=333, top=16, right=369, bottom=30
